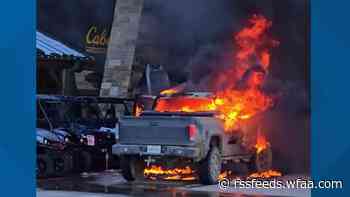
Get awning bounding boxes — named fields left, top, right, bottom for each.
left=36, top=31, right=86, bottom=57
left=36, top=31, right=95, bottom=69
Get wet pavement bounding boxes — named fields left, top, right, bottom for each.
left=37, top=170, right=310, bottom=197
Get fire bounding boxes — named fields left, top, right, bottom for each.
left=154, top=14, right=278, bottom=131
left=160, top=83, right=187, bottom=96
left=212, top=88, right=273, bottom=130
left=134, top=103, right=143, bottom=117
left=249, top=170, right=282, bottom=179
left=209, top=14, right=278, bottom=130
left=255, top=130, right=269, bottom=154
left=160, top=88, right=179, bottom=96
left=155, top=96, right=214, bottom=113
left=144, top=165, right=196, bottom=181
left=144, top=15, right=281, bottom=182
left=235, top=15, right=275, bottom=72
left=218, top=170, right=233, bottom=180
left=164, top=175, right=196, bottom=181
left=143, top=166, right=281, bottom=181
left=143, top=166, right=234, bottom=181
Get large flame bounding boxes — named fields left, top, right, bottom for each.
left=145, top=15, right=281, bottom=181
left=156, top=14, right=278, bottom=131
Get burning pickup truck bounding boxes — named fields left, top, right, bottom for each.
left=113, top=92, right=272, bottom=184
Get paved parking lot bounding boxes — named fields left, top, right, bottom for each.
left=37, top=171, right=310, bottom=197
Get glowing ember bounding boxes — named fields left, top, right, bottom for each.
left=249, top=170, right=282, bottom=179
left=154, top=14, right=278, bottom=131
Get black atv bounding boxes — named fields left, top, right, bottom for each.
left=36, top=95, right=134, bottom=175
left=36, top=128, right=74, bottom=178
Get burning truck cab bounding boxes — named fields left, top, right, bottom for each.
left=113, top=14, right=282, bottom=184
left=113, top=92, right=273, bottom=184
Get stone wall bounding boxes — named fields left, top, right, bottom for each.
left=100, top=0, right=144, bottom=97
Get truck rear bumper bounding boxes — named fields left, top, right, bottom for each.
left=112, top=144, right=200, bottom=158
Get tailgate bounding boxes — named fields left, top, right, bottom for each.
left=119, top=116, right=194, bottom=145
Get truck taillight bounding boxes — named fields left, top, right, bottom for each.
left=187, top=124, right=197, bottom=141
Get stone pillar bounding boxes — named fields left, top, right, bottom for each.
left=100, top=0, right=144, bottom=97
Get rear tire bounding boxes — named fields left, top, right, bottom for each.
left=54, top=151, right=74, bottom=175
left=79, top=151, right=92, bottom=172
left=37, top=154, right=54, bottom=178
left=120, top=156, right=145, bottom=181
left=249, top=145, right=272, bottom=173
left=198, top=146, right=222, bottom=185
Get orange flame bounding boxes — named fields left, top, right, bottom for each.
left=140, top=15, right=280, bottom=183
left=235, top=15, right=273, bottom=71
left=153, top=14, right=278, bottom=131
left=218, top=170, right=233, bottom=180
left=144, top=165, right=234, bottom=181
left=160, top=88, right=179, bottom=96
left=144, top=165, right=196, bottom=181
left=255, top=131, right=269, bottom=154
left=249, top=170, right=282, bottom=179
left=134, top=103, right=144, bottom=117
left=144, top=166, right=281, bottom=181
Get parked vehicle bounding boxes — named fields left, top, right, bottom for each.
left=36, top=99, right=75, bottom=177
left=113, top=92, right=272, bottom=184
left=36, top=95, right=134, bottom=177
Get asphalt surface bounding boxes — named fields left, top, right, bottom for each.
left=37, top=170, right=310, bottom=197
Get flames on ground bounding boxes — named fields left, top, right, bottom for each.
left=249, top=170, right=282, bottom=179
left=144, top=165, right=196, bottom=181
left=143, top=130, right=280, bottom=181
left=143, top=165, right=282, bottom=181
left=145, top=14, right=282, bottom=181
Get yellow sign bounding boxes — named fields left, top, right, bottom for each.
left=85, top=26, right=110, bottom=54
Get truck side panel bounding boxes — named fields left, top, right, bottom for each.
left=194, top=117, right=251, bottom=158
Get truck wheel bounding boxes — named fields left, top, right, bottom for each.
left=111, top=155, right=120, bottom=169
left=249, top=145, right=272, bottom=172
left=120, top=157, right=145, bottom=181
left=79, top=151, right=92, bottom=172
left=37, top=154, right=54, bottom=178
left=198, top=146, right=222, bottom=185
left=54, top=151, right=74, bottom=175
